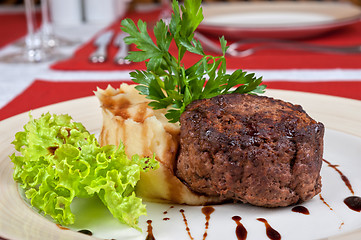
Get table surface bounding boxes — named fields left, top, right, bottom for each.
left=0, top=3, right=361, bottom=120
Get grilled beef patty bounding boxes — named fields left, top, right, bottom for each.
left=176, top=93, right=324, bottom=207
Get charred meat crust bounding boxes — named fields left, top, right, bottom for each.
left=176, top=93, right=324, bottom=207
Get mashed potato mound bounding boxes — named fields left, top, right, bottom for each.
left=95, top=83, right=219, bottom=205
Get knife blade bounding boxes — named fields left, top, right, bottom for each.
left=89, top=30, right=114, bottom=63
left=113, top=32, right=131, bottom=65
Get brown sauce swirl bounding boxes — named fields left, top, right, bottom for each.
left=257, top=218, right=281, bottom=240
left=102, top=96, right=131, bottom=120
left=344, top=196, right=361, bottom=212
left=201, top=206, right=215, bottom=240
left=163, top=205, right=174, bottom=215
left=323, top=159, right=354, bottom=194
left=55, top=224, right=69, bottom=230
left=319, top=194, right=333, bottom=211
left=180, top=209, right=194, bottom=240
left=232, top=216, right=247, bottom=240
left=322, top=159, right=361, bottom=213
left=146, top=220, right=156, bottom=240
left=77, top=229, right=92, bottom=236
left=291, top=206, right=310, bottom=215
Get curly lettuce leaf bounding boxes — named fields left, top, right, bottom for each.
left=10, top=113, right=158, bottom=229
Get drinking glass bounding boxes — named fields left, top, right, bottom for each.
left=40, top=0, right=78, bottom=48
left=0, top=0, right=48, bottom=63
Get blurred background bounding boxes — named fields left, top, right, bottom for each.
left=0, top=0, right=359, bottom=4
left=0, top=0, right=361, bottom=118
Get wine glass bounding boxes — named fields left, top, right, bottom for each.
left=11, top=0, right=78, bottom=49
left=0, top=0, right=48, bottom=63
left=40, top=0, right=78, bottom=48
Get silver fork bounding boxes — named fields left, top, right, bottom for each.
left=194, top=32, right=361, bottom=57
left=113, top=32, right=131, bottom=65
left=89, top=30, right=114, bottom=63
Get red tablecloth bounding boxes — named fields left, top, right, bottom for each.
left=1, top=79, right=360, bottom=121
left=50, top=9, right=161, bottom=71
left=1, top=7, right=361, bottom=121
left=50, top=10, right=361, bottom=71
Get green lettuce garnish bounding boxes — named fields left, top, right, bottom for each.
left=10, top=113, right=158, bottom=230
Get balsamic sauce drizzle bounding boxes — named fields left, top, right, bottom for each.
left=56, top=224, right=69, bottom=230
left=178, top=206, right=215, bottom=240
left=201, top=206, right=215, bottom=240
left=319, top=194, right=333, bottom=211
left=291, top=206, right=310, bottom=215
left=323, top=159, right=354, bottom=194
left=163, top=205, right=174, bottom=215
left=180, top=209, right=194, bottom=240
left=323, top=159, right=361, bottom=213
left=163, top=205, right=174, bottom=221
left=257, top=218, right=281, bottom=240
left=145, top=220, right=156, bottom=240
left=77, top=229, right=93, bottom=236
left=344, top=196, right=361, bottom=212
left=339, top=222, right=345, bottom=230
left=232, top=216, right=247, bottom=240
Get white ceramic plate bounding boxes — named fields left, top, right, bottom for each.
left=0, top=90, right=361, bottom=240
left=197, top=2, right=361, bottom=39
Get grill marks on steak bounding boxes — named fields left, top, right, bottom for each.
left=176, top=94, right=324, bottom=207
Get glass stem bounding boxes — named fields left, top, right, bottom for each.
left=24, top=0, right=44, bottom=62
left=41, top=0, right=56, bottom=47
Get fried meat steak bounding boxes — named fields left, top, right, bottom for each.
left=176, top=93, right=324, bottom=207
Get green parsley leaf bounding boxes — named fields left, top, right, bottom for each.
left=121, top=0, right=266, bottom=123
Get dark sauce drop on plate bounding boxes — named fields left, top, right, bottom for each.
left=163, top=205, right=174, bottom=221
left=56, top=224, right=69, bottom=230
left=323, top=159, right=354, bottom=194
left=232, top=216, right=247, bottom=240
left=146, top=220, right=156, bottom=240
left=201, top=206, right=215, bottom=240
left=77, top=229, right=93, bottom=236
left=319, top=194, right=333, bottom=211
left=163, top=205, right=174, bottom=215
left=291, top=206, right=310, bottom=215
left=322, top=159, right=361, bottom=213
left=257, top=218, right=281, bottom=240
left=344, top=196, right=361, bottom=212
left=180, top=209, right=194, bottom=240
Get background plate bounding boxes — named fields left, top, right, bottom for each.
left=198, top=2, right=361, bottom=39
left=0, top=90, right=361, bottom=240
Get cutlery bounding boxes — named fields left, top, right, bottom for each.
left=194, top=32, right=361, bottom=57
left=89, top=30, right=114, bottom=63
left=113, top=32, right=131, bottom=65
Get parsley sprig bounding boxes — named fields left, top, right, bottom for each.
left=121, top=0, right=266, bottom=123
